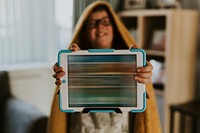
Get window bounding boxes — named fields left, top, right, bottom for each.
left=0, top=0, right=73, bottom=70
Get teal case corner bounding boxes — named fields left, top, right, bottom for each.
left=130, top=92, right=146, bottom=113
left=58, top=50, right=72, bottom=66
left=130, top=48, right=146, bottom=66
left=58, top=93, right=75, bottom=113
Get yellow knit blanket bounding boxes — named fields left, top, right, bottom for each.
left=48, top=1, right=161, bottom=133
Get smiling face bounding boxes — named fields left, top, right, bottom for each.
left=86, top=10, right=113, bottom=49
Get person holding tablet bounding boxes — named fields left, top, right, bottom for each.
left=49, top=1, right=161, bottom=133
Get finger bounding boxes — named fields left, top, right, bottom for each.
left=70, top=43, right=80, bottom=52
left=53, top=62, right=58, bottom=68
left=134, top=76, right=152, bottom=84
left=53, top=62, right=59, bottom=71
left=136, top=72, right=152, bottom=78
left=52, top=71, right=65, bottom=79
left=53, top=62, right=63, bottom=73
left=55, top=79, right=62, bottom=86
left=53, top=66, right=64, bottom=73
left=129, top=44, right=138, bottom=49
left=137, top=62, right=153, bottom=72
left=146, top=61, right=153, bottom=68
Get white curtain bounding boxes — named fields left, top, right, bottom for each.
left=0, top=0, right=73, bottom=66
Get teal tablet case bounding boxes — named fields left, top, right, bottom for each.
left=58, top=48, right=146, bottom=113
left=58, top=50, right=74, bottom=113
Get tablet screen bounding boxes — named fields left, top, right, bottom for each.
left=67, top=55, right=137, bottom=107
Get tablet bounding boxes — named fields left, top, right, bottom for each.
left=58, top=49, right=146, bottom=113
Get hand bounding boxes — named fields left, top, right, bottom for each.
left=52, top=63, right=65, bottom=86
left=134, top=61, right=153, bottom=84
left=69, top=43, right=80, bottom=52
left=52, top=43, right=80, bottom=86
left=134, top=61, right=153, bottom=99
left=129, top=45, right=153, bottom=99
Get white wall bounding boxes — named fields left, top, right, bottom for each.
left=9, top=67, right=56, bottom=116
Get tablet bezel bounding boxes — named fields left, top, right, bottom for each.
left=58, top=49, right=146, bottom=112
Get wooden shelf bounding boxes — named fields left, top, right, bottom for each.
left=119, top=9, right=198, bottom=133
left=145, top=49, right=165, bottom=57
left=118, top=9, right=172, bottom=17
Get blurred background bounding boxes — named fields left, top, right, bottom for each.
left=0, top=0, right=200, bottom=133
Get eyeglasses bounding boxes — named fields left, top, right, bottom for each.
left=87, top=16, right=112, bottom=29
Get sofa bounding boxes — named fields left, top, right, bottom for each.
left=0, top=71, right=48, bottom=133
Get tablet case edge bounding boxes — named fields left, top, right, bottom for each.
left=58, top=50, right=75, bottom=113
left=58, top=49, right=146, bottom=113
left=88, top=49, right=115, bottom=52
left=130, top=48, right=147, bottom=113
